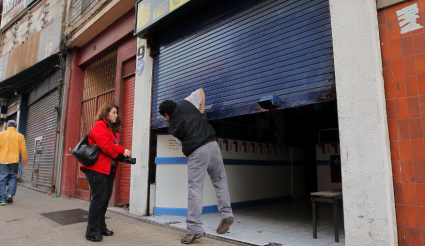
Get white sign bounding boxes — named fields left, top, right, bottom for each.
left=396, top=3, right=424, bottom=34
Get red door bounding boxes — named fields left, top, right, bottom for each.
left=119, top=59, right=136, bottom=205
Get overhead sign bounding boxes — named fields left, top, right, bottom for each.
left=0, top=54, right=10, bottom=82
left=134, top=0, right=190, bottom=36
left=2, top=0, right=26, bottom=29
left=0, top=18, right=61, bottom=82
left=37, top=18, right=62, bottom=62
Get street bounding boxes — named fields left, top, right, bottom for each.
left=0, top=186, right=240, bottom=246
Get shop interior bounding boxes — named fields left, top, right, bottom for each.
left=148, top=100, right=345, bottom=245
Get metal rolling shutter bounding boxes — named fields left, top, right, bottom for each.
left=119, top=76, right=135, bottom=204
left=119, top=60, right=136, bottom=205
left=21, top=90, right=59, bottom=191
left=151, top=0, right=335, bottom=128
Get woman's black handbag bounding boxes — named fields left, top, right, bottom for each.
left=72, top=134, right=99, bottom=166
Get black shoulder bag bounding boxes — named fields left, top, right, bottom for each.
left=72, top=133, right=99, bottom=166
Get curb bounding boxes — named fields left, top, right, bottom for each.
left=107, top=207, right=256, bottom=246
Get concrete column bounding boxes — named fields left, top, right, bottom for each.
left=329, top=1, right=397, bottom=245
left=129, top=38, right=153, bottom=216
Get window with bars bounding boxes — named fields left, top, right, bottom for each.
left=69, top=0, right=99, bottom=25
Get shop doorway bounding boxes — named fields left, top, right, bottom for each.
left=149, top=100, right=344, bottom=245
left=75, top=50, right=117, bottom=201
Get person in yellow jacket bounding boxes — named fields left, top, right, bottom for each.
left=0, top=120, right=27, bottom=206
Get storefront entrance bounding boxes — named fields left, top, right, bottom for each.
left=75, top=50, right=117, bottom=201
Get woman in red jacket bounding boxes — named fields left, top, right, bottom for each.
left=80, top=103, right=131, bottom=242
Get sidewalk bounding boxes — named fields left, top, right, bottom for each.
left=0, top=186, right=239, bottom=246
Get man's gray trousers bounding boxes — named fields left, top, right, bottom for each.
left=186, top=141, right=233, bottom=234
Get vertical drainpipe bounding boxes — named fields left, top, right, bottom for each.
left=53, top=0, right=69, bottom=197
left=53, top=52, right=71, bottom=198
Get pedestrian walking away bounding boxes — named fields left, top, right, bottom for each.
left=159, top=89, right=234, bottom=244
left=79, top=103, right=131, bottom=242
left=0, top=120, right=28, bottom=206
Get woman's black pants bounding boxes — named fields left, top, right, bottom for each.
left=85, top=167, right=115, bottom=236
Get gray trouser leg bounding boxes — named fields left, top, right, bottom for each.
left=207, top=142, right=233, bottom=219
left=186, top=144, right=209, bottom=234
left=186, top=142, right=233, bottom=234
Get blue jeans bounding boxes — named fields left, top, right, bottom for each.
left=0, top=164, right=19, bottom=203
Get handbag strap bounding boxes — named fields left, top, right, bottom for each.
left=113, top=132, right=118, bottom=145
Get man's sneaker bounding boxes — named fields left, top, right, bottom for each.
left=181, top=232, right=205, bottom=244
left=6, top=196, right=13, bottom=203
left=216, top=217, right=234, bottom=234
left=0, top=202, right=5, bottom=206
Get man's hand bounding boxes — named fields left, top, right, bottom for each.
left=124, top=149, right=131, bottom=157
left=22, top=163, right=26, bottom=166
left=199, top=88, right=205, bottom=113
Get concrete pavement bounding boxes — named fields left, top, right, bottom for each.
left=0, top=186, right=240, bottom=246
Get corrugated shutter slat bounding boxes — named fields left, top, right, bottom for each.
left=21, top=90, right=59, bottom=191
left=119, top=75, right=135, bottom=205
left=122, top=58, right=136, bottom=78
left=151, top=0, right=335, bottom=128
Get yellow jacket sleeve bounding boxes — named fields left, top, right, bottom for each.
left=20, top=135, right=28, bottom=164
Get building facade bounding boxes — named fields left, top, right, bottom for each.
left=0, top=0, right=67, bottom=195
left=55, top=0, right=425, bottom=245
left=131, top=0, right=398, bottom=245
left=60, top=0, right=137, bottom=207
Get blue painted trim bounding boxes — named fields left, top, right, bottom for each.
left=156, top=157, right=188, bottom=164
left=155, top=157, right=292, bottom=166
left=316, top=160, right=329, bottom=165
left=153, top=196, right=292, bottom=215
left=154, top=207, right=188, bottom=216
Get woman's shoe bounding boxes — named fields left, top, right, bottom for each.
left=101, top=230, right=114, bottom=236
left=85, top=235, right=103, bottom=241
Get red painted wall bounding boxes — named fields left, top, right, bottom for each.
left=61, top=8, right=136, bottom=204
left=76, top=9, right=135, bottom=67
left=60, top=49, right=84, bottom=198
left=379, top=1, right=425, bottom=245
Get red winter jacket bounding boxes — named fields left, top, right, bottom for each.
left=80, top=119, right=125, bottom=179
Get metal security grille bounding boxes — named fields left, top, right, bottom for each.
left=122, top=57, right=136, bottom=78
left=119, top=74, right=135, bottom=205
left=75, top=50, right=117, bottom=199
left=21, top=90, right=59, bottom=191
left=151, top=0, right=335, bottom=128
left=69, top=0, right=99, bottom=24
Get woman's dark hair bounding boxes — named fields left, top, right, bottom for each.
left=95, top=103, right=121, bottom=132
left=159, top=100, right=177, bottom=117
